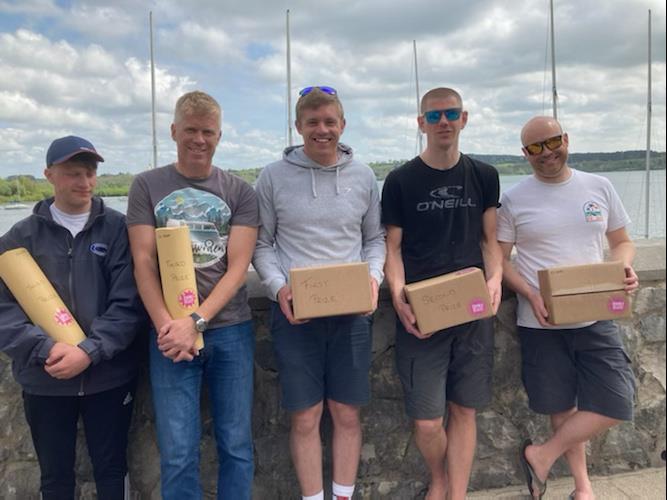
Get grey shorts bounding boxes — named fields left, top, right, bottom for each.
left=270, top=302, right=373, bottom=411
left=518, top=320, right=635, bottom=421
left=395, top=317, right=494, bottom=420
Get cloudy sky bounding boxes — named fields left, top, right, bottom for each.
left=1, top=0, right=665, bottom=177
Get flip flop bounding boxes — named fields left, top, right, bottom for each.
left=519, top=439, right=547, bottom=499
left=568, top=491, right=576, bottom=500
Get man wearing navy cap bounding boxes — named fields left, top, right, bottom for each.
left=0, top=136, right=147, bottom=499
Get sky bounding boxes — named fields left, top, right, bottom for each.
left=0, top=0, right=665, bottom=178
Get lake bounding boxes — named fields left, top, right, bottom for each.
left=1, top=170, right=665, bottom=239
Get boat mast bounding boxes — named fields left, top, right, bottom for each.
left=549, top=0, right=558, bottom=120
left=150, top=11, right=158, bottom=169
left=644, top=9, right=652, bottom=239
left=286, top=9, right=293, bottom=147
left=413, top=40, right=422, bottom=153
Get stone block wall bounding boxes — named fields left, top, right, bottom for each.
left=1, top=241, right=665, bottom=499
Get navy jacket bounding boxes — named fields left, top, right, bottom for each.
left=0, top=197, right=147, bottom=396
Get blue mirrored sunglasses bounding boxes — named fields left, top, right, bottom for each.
left=299, top=86, right=338, bottom=97
left=423, top=108, right=462, bottom=124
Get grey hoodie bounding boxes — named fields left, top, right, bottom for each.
left=253, top=143, right=385, bottom=300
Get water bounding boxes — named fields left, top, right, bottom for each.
left=1, top=171, right=665, bottom=239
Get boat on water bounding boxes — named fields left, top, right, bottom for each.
left=2, top=202, right=29, bottom=210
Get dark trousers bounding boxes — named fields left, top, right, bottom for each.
left=23, top=379, right=136, bottom=500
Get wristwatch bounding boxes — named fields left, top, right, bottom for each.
left=190, top=312, right=208, bottom=333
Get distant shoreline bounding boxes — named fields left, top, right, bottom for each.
left=2, top=151, right=665, bottom=203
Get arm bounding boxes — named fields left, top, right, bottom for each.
left=384, top=225, right=425, bottom=338
left=361, top=178, right=386, bottom=313
left=606, top=227, right=639, bottom=293
left=499, top=240, right=549, bottom=327
left=76, top=222, right=147, bottom=367
left=481, top=207, right=503, bottom=314
left=157, top=225, right=258, bottom=361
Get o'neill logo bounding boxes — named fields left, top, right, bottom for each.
left=417, top=185, right=477, bottom=212
left=54, top=308, right=74, bottom=326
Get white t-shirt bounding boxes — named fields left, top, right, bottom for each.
left=49, top=204, right=90, bottom=238
left=497, top=169, right=631, bottom=329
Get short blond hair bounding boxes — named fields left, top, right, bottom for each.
left=295, top=88, right=344, bottom=122
left=174, top=91, right=222, bottom=124
left=420, top=87, right=463, bottom=113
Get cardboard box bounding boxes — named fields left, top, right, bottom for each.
left=290, top=262, right=373, bottom=320
left=538, top=261, right=631, bottom=325
left=404, top=267, right=493, bottom=335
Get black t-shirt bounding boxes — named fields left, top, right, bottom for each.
left=381, top=154, right=499, bottom=284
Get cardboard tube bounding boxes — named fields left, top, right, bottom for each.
left=0, top=248, right=86, bottom=345
left=155, top=226, right=204, bottom=350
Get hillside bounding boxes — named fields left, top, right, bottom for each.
left=1, top=151, right=664, bottom=203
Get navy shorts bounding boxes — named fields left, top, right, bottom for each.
left=395, top=317, right=494, bottom=420
left=519, top=320, right=635, bottom=421
left=270, top=302, right=373, bottom=411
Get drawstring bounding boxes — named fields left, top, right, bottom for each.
left=309, top=165, right=340, bottom=198
left=310, top=167, right=318, bottom=198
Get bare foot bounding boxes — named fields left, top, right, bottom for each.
left=524, top=442, right=550, bottom=485
left=571, top=489, right=595, bottom=500
left=425, top=482, right=447, bottom=500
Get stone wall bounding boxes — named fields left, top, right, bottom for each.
left=1, top=240, right=665, bottom=499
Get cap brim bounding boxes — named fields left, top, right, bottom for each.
left=51, top=149, right=105, bottom=165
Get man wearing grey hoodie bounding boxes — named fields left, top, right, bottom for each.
left=253, top=86, right=385, bottom=500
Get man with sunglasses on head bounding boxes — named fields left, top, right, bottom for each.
left=382, top=87, right=502, bottom=500
left=253, top=86, right=385, bottom=500
left=497, top=116, right=638, bottom=500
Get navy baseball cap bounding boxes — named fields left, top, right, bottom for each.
left=46, top=135, right=105, bottom=167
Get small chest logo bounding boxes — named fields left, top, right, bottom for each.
left=90, top=243, right=108, bottom=257
left=54, top=308, right=74, bottom=326
left=583, top=201, right=603, bottom=222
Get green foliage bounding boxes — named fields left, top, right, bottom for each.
left=0, top=152, right=664, bottom=202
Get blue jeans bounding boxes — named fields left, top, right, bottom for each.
left=149, top=320, right=255, bottom=500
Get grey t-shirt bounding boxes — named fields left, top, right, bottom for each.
left=126, top=164, right=259, bottom=328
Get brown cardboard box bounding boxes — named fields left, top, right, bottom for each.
left=538, top=261, right=631, bottom=325
left=404, top=267, right=493, bottom=335
left=290, top=262, right=373, bottom=320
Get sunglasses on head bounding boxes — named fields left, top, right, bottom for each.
left=524, top=135, right=563, bottom=155
left=299, top=86, right=337, bottom=97
left=423, top=108, right=462, bottom=124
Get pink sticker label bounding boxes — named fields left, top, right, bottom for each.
left=54, top=308, right=73, bottom=326
left=468, top=298, right=487, bottom=316
left=608, top=295, right=627, bottom=313
left=178, top=289, right=197, bottom=309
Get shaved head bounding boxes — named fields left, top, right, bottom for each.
left=521, top=116, right=563, bottom=146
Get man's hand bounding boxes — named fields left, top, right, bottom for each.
left=392, top=291, right=429, bottom=339
left=527, top=289, right=550, bottom=327
left=365, top=277, right=380, bottom=316
left=486, top=274, right=502, bottom=314
left=157, top=317, right=199, bottom=362
left=277, top=285, right=309, bottom=325
left=623, top=265, right=639, bottom=293
left=45, top=342, right=91, bottom=379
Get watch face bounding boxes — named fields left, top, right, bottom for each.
left=196, top=318, right=207, bottom=332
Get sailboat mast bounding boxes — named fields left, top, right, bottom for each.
left=413, top=40, right=422, bottom=153
left=549, top=0, right=558, bottom=120
left=286, top=9, right=293, bottom=147
left=644, top=9, right=652, bottom=239
left=149, top=11, right=158, bottom=169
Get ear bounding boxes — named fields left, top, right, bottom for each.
left=170, top=123, right=177, bottom=141
left=460, top=110, right=469, bottom=129
left=340, top=117, right=346, bottom=134
left=294, top=119, right=302, bottom=135
left=417, top=115, right=426, bottom=134
left=44, top=167, right=54, bottom=184
left=521, top=147, right=530, bottom=159
left=562, top=132, right=569, bottom=148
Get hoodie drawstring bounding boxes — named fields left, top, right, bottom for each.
left=310, top=168, right=318, bottom=198
left=335, top=166, right=340, bottom=195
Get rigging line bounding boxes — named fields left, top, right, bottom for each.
left=541, top=0, right=550, bottom=116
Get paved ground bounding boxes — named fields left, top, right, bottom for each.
left=468, top=467, right=666, bottom=499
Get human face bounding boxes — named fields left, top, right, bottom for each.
left=296, top=104, right=345, bottom=166
left=418, top=96, right=468, bottom=151
left=171, top=112, right=221, bottom=176
left=521, top=118, right=570, bottom=183
left=44, top=161, right=97, bottom=214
